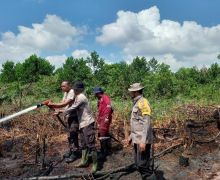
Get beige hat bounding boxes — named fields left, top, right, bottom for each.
left=128, top=83, right=144, bottom=92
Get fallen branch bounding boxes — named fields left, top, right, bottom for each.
left=185, top=119, right=216, bottom=128
left=95, top=163, right=136, bottom=180
left=155, top=134, right=179, bottom=142
left=154, top=128, right=177, bottom=131
left=194, top=131, right=220, bottom=144
left=26, top=163, right=136, bottom=180
left=154, top=142, right=183, bottom=158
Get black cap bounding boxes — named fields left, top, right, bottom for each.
left=73, top=81, right=84, bottom=90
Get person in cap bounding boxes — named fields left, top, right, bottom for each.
left=128, top=83, right=154, bottom=180
left=65, top=81, right=98, bottom=173
left=93, top=87, right=113, bottom=159
left=45, top=81, right=80, bottom=163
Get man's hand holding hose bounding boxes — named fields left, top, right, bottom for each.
left=43, top=100, right=68, bottom=129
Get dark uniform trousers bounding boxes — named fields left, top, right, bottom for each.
left=79, top=122, right=96, bottom=152
left=134, top=144, right=152, bottom=179
left=67, top=114, right=79, bottom=152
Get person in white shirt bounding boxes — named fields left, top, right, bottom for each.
left=47, top=81, right=80, bottom=163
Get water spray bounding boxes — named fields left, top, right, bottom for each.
left=0, top=100, right=50, bottom=124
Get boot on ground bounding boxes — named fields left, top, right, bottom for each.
left=75, top=149, right=89, bottom=167
left=91, top=151, right=98, bottom=174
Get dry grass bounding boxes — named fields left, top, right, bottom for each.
left=0, top=103, right=219, bottom=164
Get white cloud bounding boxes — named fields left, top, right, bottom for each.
left=97, top=6, right=220, bottom=70
left=72, top=49, right=90, bottom=59
left=45, top=54, right=67, bottom=68
left=0, top=14, right=85, bottom=65
left=44, top=49, right=90, bottom=69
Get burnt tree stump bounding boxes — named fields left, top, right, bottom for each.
left=0, top=146, right=3, bottom=157
left=179, top=155, right=189, bottom=167
left=212, top=109, right=220, bottom=130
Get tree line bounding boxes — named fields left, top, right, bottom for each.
left=1, top=52, right=220, bottom=104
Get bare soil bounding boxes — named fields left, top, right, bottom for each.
left=1, top=105, right=220, bottom=180
left=0, top=130, right=220, bottom=180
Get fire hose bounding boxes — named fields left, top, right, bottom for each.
left=0, top=100, right=68, bottom=129
left=0, top=100, right=50, bottom=124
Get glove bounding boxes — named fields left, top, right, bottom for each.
left=104, top=118, right=109, bottom=123
left=42, top=99, right=51, bottom=106
left=52, top=110, right=60, bottom=116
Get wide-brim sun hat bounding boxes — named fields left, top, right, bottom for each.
left=128, top=83, right=144, bottom=92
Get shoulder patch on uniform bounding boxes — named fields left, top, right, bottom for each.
left=137, top=98, right=151, bottom=116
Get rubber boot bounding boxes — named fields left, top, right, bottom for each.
left=91, top=151, right=98, bottom=174
left=144, top=173, right=157, bottom=180
left=106, top=138, right=112, bottom=155
left=63, top=150, right=72, bottom=158
left=100, top=140, right=106, bottom=159
left=65, top=151, right=79, bottom=163
left=100, top=139, right=108, bottom=160
left=75, top=149, right=88, bottom=167
left=64, top=137, right=73, bottom=158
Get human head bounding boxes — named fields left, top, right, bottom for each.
left=61, top=81, right=72, bottom=92
left=73, top=81, right=85, bottom=95
left=93, top=87, right=104, bottom=99
left=128, top=83, right=144, bottom=99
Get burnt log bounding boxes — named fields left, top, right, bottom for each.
left=212, top=109, right=220, bottom=130
left=185, top=119, right=216, bottom=128
left=0, top=146, right=3, bottom=157
left=179, top=155, right=189, bottom=167
left=26, top=163, right=136, bottom=180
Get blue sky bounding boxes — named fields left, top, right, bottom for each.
left=1, top=0, right=220, bottom=70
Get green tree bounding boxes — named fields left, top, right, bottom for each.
left=16, top=55, right=54, bottom=83
left=0, top=61, right=16, bottom=83
left=208, top=63, right=220, bottom=80
left=147, top=57, right=159, bottom=72
left=155, top=63, right=175, bottom=97
left=104, top=62, right=131, bottom=98
left=130, top=56, right=149, bottom=83
left=58, top=57, right=92, bottom=91
left=86, top=51, right=106, bottom=87
left=87, top=51, right=105, bottom=74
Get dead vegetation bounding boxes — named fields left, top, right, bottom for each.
left=0, top=104, right=220, bottom=179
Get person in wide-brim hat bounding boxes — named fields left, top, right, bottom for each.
left=127, top=82, right=155, bottom=180
left=128, top=83, right=145, bottom=92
